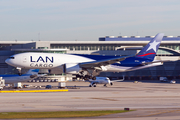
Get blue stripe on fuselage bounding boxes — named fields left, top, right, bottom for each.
left=112, top=57, right=153, bottom=67
left=72, top=54, right=120, bottom=61
left=73, top=54, right=153, bottom=67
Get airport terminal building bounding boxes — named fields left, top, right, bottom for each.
left=1, top=35, right=180, bottom=80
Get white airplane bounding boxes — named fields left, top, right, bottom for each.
left=5, top=33, right=165, bottom=80
left=87, top=76, right=124, bottom=87
left=0, top=69, right=42, bottom=84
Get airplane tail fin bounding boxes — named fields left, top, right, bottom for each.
left=136, top=33, right=164, bottom=60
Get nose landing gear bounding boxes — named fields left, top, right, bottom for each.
left=17, top=67, right=22, bottom=76
left=89, top=83, right=96, bottom=87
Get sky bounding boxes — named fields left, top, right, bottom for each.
left=0, top=0, right=180, bottom=41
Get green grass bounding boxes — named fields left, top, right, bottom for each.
left=0, top=110, right=131, bottom=119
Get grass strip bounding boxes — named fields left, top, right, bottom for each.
left=0, top=110, right=131, bottom=119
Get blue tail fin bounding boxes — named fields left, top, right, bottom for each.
left=136, top=33, right=164, bottom=60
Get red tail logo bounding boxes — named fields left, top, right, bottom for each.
left=137, top=53, right=156, bottom=57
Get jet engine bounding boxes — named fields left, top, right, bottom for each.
left=64, top=63, right=82, bottom=74
left=30, top=74, right=38, bottom=78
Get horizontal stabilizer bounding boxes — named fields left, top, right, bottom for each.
left=111, top=75, right=124, bottom=82
left=140, top=60, right=170, bottom=65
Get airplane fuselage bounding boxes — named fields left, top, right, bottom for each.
left=5, top=52, right=162, bottom=73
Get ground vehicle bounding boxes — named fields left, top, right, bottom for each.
left=170, top=80, right=176, bottom=84
left=58, top=82, right=66, bottom=88
left=14, top=82, right=22, bottom=89
left=0, top=77, right=5, bottom=90
left=45, top=85, right=52, bottom=89
left=23, top=84, right=31, bottom=88
left=159, top=77, right=168, bottom=82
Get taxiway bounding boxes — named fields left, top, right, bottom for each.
left=1, top=80, right=180, bottom=120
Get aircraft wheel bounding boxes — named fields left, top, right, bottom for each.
left=89, top=85, right=92, bottom=87
left=110, top=83, right=113, bottom=86
left=84, top=75, right=90, bottom=80
left=85, top=75, right=89, bottom=78
left=80, top=76, right=84, bottom=79
left=93, top=85, right=96, bottom=87
left=104, top=84, right=107, bottom=87
left=18, top=73, right=22, bottom=76
left=76, top=74, right=80, bottom=79
left=76, top=74, right=80, bottom=77
left=92, top=76, right=96, bottom=80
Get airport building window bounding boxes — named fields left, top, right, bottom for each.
left=160, top=45, right=180, bottom=51
left=38, top=47, right=48, bottom=49
left=105, top=46, right=108, bottom=50
left=75, top=46, right=78, bottom=50
left=81, top=46, right=88, bottom=50
left=15, top=50, right=66, bottom=54
left=50, top=44, right=118, bottom=51
left=85, top=46, right=89, bottom=50
left=70, top=46, right=74, bottom=50
left=101, top=46, right=103, bottom=50
left=0, top=63, right=8, bottom=68
left=81, top=46, right=84, bottom=50
left=90, top=46, right=93, bottom=50
left=156, top=48, right=180, bottom=56
left=176, top=46, right=179, bottom=50
left=102, top=46, right=105, bottom=50
left=99, top=46, right=102, bottom=50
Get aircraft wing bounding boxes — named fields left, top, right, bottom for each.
left=85, top=80, right=99, bottom=84
left=111, top=76, right=125, bottom=82
left=37, top=74, right=47, bottom=77
left=79, top=55, right=133, bottom=69
left=111, top=79, right=124, bottom=82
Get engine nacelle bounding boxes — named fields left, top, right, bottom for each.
left=30, top=74, right=37, bottom=78
left=65, top=63, right=82, bottom=74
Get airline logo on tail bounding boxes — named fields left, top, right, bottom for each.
left=137, top=40, right=160, bottom=57
left=137, top=53, right=155, bottom=57
left=136, top=33, right=164, bottom=59
left=146, top=39, right=160, bottom=52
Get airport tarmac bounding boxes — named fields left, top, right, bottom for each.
left=1, top=80, right=180, bottom=120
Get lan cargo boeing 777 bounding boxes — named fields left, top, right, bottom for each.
left=6, top=33, right=164, bottom=80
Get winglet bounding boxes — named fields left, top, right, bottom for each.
left=136, top=33, right=164, bottom=60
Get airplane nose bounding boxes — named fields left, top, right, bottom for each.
left=5, top=59, right=9, bottom=64
left=5, top=58, right=14, bottom=67
left=5, top=58, right=12, bottom=66
left=108, top=80, right=111, bottom=84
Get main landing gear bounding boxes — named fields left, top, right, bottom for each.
left=89, top=83, right=96, bottom=87
left=76, top=69, right=99, bottom=81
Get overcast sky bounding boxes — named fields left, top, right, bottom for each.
left=0, top=0, right=180, bottom=41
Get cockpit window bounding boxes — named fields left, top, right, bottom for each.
left=9, top=57, right=14, bottom=59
